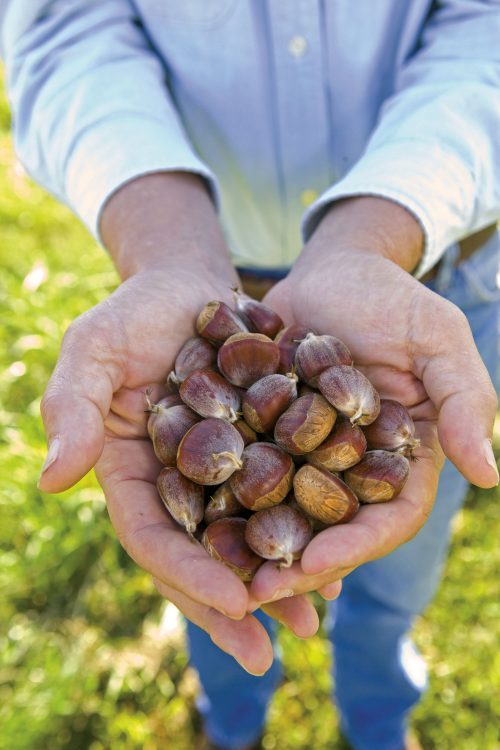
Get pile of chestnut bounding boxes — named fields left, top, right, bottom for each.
left=147, top=292, right=419, bottom=582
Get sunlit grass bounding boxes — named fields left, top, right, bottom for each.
left=0, top=66, right=498, bottom=750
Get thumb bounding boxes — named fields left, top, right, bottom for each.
left=420, top=305, right=498, bottom=489
left=38, top=317, right=120, bottom=492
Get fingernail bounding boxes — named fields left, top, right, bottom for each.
left=242, top=665, right=268, bottom=677
left=483, top=439, right=499, bottom=485
left=219, top=608, right=246, bottom=621
left=265, top=588, right=294, bottom=603
left=321, top=582, right=342, bottom=600
left=39, top=437, right=60, bottom=477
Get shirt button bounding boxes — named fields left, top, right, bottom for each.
left=288, top=35, right=308, bottom=58
left=300, top=189, right=318, bottom=207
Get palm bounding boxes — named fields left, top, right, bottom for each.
left=249, top=255, right=447, bottom=600
left=40, top=269, right=319, bottom=673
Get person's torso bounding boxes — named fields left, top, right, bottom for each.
left=134, top=0, right=434, bottom=268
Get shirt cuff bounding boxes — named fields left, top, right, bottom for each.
left=64, top=113, right=220, bottom=243
left=301, top=139, right=476, bottom=278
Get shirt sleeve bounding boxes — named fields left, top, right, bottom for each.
left=0, top=0, right=219, bottom=241
left=302, top=0, right=500, bottom=277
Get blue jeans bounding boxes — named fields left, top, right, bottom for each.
left=187, top=236, right=499, bottom=750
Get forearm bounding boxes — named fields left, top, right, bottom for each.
left=100, top=172, right=239, bottom=284
left=297, top=196, right=424, bottom=275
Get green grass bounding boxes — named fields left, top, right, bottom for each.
left=0, top=67, right=499, bottom=750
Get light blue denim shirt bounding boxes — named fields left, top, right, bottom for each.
left=1, top=1, right=500, bottom=276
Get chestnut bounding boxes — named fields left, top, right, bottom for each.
left=293, top=464, right=359, bottom=525
left=177, top=418, right=245, bottom=485
left=233, top=288, right=284, bottom=338
left=156, top=467, right=205, bottom=538
left=295, top=332, right=352, bottom=386
left=242, top=372, right=298, bottom=433
left=179, top=368, right=241, bottom=422
left=317, top=365, right=380, bottom=426
left=145, top=391, right=183, bottom=439
left=217, top=332, right=280, bottom=388
left=363, top=399, right=420, bottom=457
left=204, top=481, right=245, bottom=524
left=202, top=518, right=263, bottom=581
left=244, top=505, right=313, bottom=568
left=150, top=404, right=201, bottom=466
left=274, top=392, right=336, bottom=455
left=344, top=450, right=410, bottom=503
left=274, top=324, right=312, bottom=375
left=229, top=442, right=295, bottom=511
left=307, top=418, right=367, bottom=472
left=167, top=336, right=217, bottom=386
left=196, top=300, right=248, bottom=344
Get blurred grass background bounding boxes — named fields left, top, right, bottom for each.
left=0, top=65, right=499, bottom=750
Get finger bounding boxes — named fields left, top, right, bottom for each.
left=104, top=385, right=166, bottom=439
left=250, top=559, right=345, bottom=603
left=261, top=594, right=320, bottom=638
left=261, top=282, right=294, bottom=325
left=301, top=421, right=442, bottom=576
left=417, top=298, right=498, bottom=487
left=153, top=578, right=274, bottom=675
left=97, top=437, right=249, bottom=619
left=38, top=312, right=124, bottom=492
left=317, top=581, right=343, bottom=601
left=358, top=365, right=428, bottom=407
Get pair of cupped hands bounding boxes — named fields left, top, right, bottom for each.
left=38, top=174, right=498, bottom=676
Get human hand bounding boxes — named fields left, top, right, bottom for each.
left=37, top=174, right=319, bottom=675
left=250, top=197, right=498, bottom=604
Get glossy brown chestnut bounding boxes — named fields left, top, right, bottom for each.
left=274, top=324, right=312, bottom=375
left=177, top=418, right=245, bottom=485
left=233, top=288, right=284, bottom=338
left=204, top=482, right=245, bottom=524
left=293, top=464, right=359, bottom=525
left=307, top=418, right=367, bottom=472
left=318, top=365, right=380, bottom=426
left=196, top=300, right=248, bottom=344
left=244, top=505, right=313, bottom=568
left=295, top=332, right=352, bottom=386
left=344, top=450, right=410, bottom=503
left=179, top=368, right=241, bottom=422
left=145, top=391, right=183, bottom=438
left=156, top=467, right=205, bottom=538
left=229, top=442, right=295, bottom=510
left=151, top=404, right=201, bottom=466
left=274, top=392, right=337, bottom=455
left=202, top=518, right=263, bottom=581
left=217, top=332, right=280, bottom=388
left=242, top=372, right=298, bottom=433
left=363, top=399, right=420, bottom=457
left=167, top=336, right=217, bottom=386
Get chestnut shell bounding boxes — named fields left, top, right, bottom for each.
left=293, top=464, right=359, bottom=525
left=177, top=418, right=245, bottom=485
left=274, top=393, right=337, bottom=455
left=202, top=517, right=263, bottom=581
left=229, top=442, right=295, bottom=511
left=344, top=450, right=410, bottom=503
left=244, top=505, right=313, bottom=568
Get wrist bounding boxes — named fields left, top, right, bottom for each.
left=305, top=196, right=424, bottom=274
left=99, top=172, right=238, bottom=284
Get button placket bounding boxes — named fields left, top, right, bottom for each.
left=267, top=1, right=333, bottom=264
